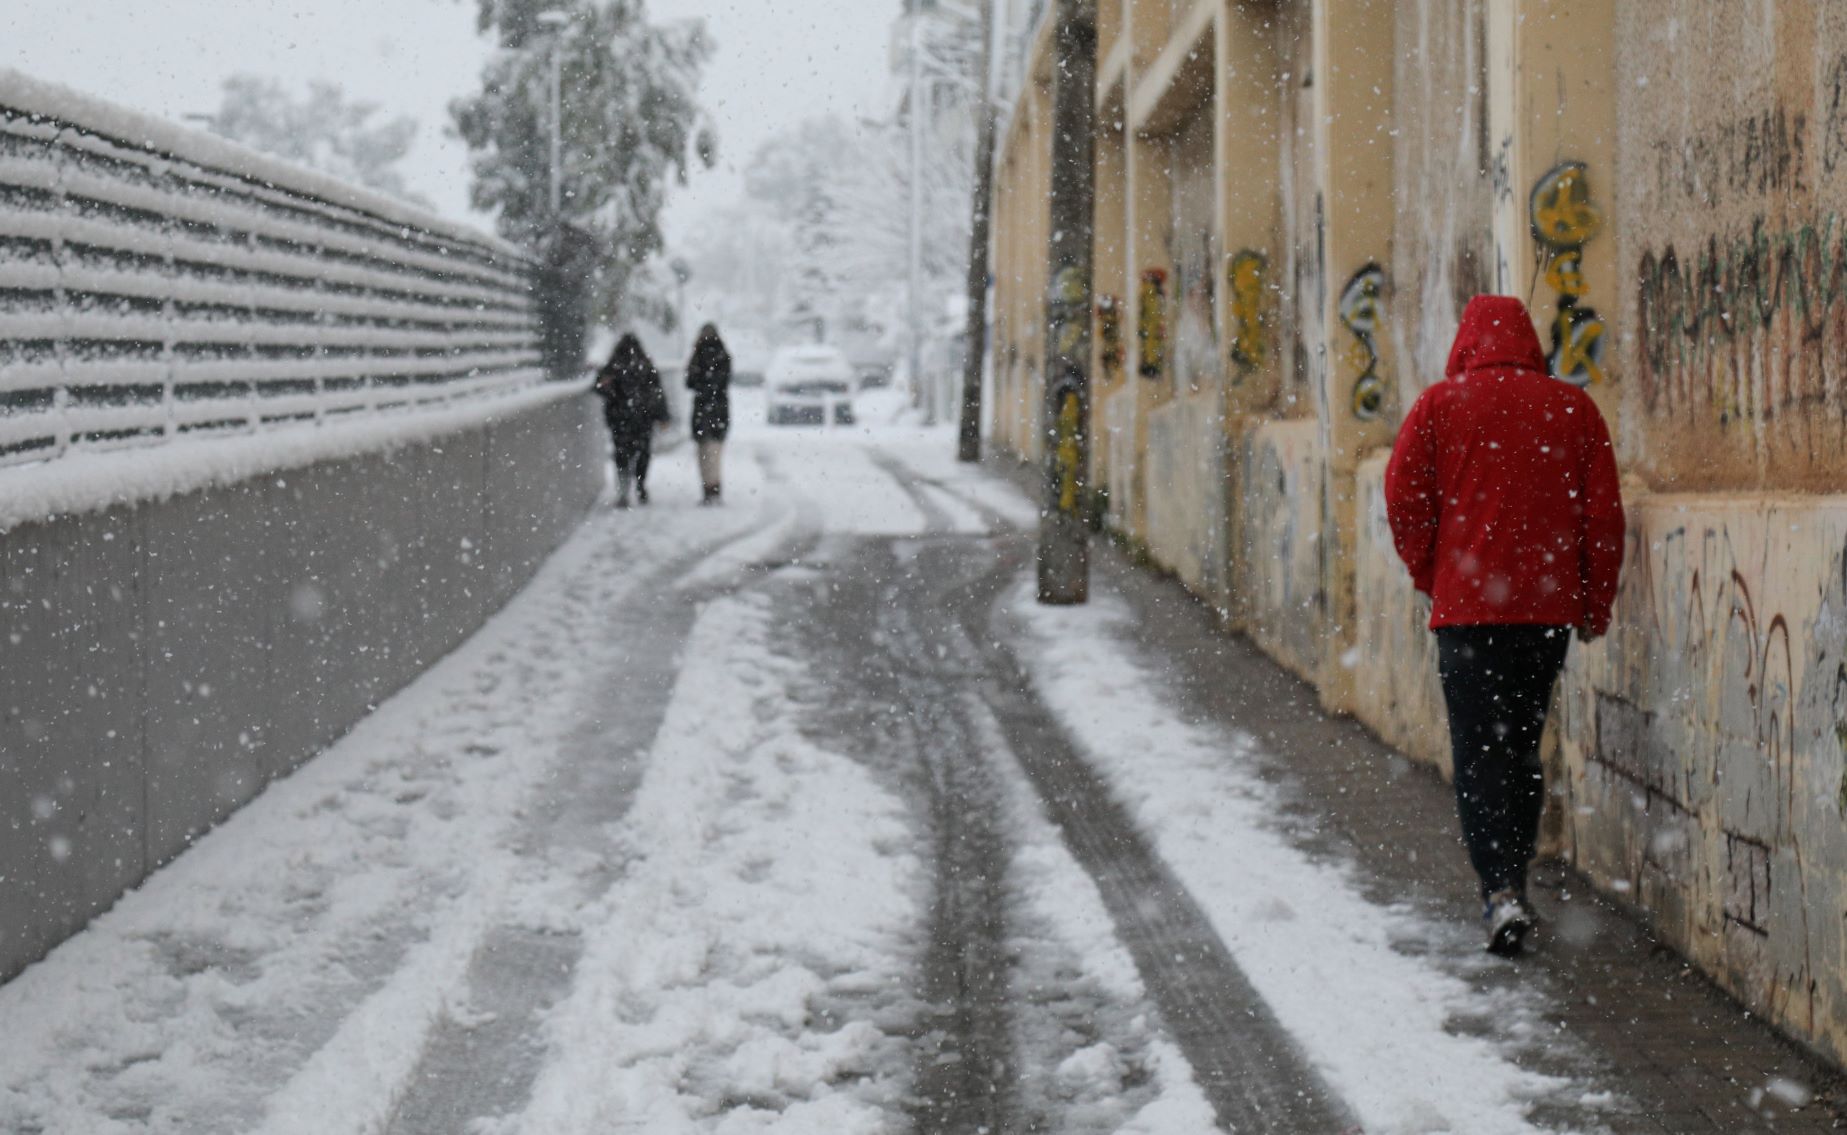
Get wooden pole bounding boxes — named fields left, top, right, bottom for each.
left=1036, top=0, right=1097, bottom=605
left=956, top=0, right=998, bottom=463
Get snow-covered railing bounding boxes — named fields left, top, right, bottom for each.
left=0, top=72, right=546, bottom=470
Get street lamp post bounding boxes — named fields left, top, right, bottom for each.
left=538, top=9, right=572, bottom=219
left=908, top=13, right=929, bottom=424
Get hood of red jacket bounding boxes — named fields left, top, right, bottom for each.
left=1445, top=295, right=1548, bottom=379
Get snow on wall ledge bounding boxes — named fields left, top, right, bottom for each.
left=0, top=391, right=603, bottom=984
left=0, top=69, right=547, bottom=497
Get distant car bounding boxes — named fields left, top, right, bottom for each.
left=765, top=346, right=856, bottom=426
left=731, top=369, right=765, bottom=388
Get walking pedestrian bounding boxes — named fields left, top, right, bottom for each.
left=686, top=323, right=732, bottom=504
left=593, top=333, right=670, bottom=509
left=1384, top=295, right=1625, bottom=958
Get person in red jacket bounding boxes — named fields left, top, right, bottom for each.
left=1385, top=294, right=1624, bottom=957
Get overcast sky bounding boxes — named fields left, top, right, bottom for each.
left=0, top=0, right=896, bottom=238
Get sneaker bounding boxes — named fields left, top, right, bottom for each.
left=637, top=486, right=650, bottom=505
left=1485, top=889, right=1534, bottom=957
left=615, top=495, right=631, bottom=510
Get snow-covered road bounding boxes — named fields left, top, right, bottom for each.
left=1, top=409, right=1641, bottom=1133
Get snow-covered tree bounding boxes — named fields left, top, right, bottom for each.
left=451, top=0, right=713, bottom=371
left=204, top=76, right=427, bottom=206
left=702, top=108, right=972, bottom=350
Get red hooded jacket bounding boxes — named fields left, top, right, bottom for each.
left=1384, top=296, right=1625, bottom=634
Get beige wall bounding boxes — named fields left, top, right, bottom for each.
left=1388, top=0, right=1494, bottom=401
left=1616, top=2, right=1847, bottom=491
left=1560, top=495, right=1847, bottom=1062
left=985, top=0, right=1847, bottom=1071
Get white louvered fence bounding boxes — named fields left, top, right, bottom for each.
left=0, top=72, right=548, bottom=470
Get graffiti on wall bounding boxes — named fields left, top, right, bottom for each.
left=1228, top=250, right=1270, bottom=379
left=1053, top=384, right=1083, bottom=515
left=1046, top=266, right=1089, bottom=362
left=1650, top=102, right=1809, bottom=207
left=1338, top=263, right=1386, bottom=420
left=1137, top=269, right=1167, bottom=379
left=1530, top=161, right=1607, bottom=387
left=1096, top=295, right=1125, bottom=382
left=1635, top=213, right=1847, bottom=423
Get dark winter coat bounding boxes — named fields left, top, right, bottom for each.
left=686, top=329, right=732, bottom=442
left=594, top=335, right=669, bottom=441
left=1384, top=295, right=1625, bottom=635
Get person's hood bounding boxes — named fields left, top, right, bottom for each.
left=1445, top=295, right=1547, bottom=379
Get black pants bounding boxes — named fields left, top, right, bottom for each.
left=611, top=431, right=651, bottom=491
left=1435, top=625, right=1570, bottom=903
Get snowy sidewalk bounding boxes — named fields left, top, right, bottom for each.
left=2, top=419, right=1842, bottom=1134
left=1036, top=536, right=1847, bottom=1134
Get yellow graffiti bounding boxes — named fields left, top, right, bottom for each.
left=1530, top=162, right=1603, bottom=249
left=1137, top=268, right=1167, bottom=379
left=1049, top=266, right=1089, bottom=358
left=1056, top=390, right=1082, bottom=514
left=1551, top=306, right=1607, bottom=386
left=1543, top=247, right=1587, bottom=299
left=1530, top=161, right=1607, bottom=387
left=1096, top=295, right=1124, bottom=381
left=1227, top=250, right=1268, bottom=375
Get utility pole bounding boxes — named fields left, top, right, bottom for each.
left=956, top=0, right=997, bottom=463
left=547, top=27, right=564, bottom=217
left=908, top=12, right=929, bottom=423
left=1036, top=0, right=1097, bottom=605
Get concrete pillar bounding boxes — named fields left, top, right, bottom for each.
left=1311, top=0, right=1396, bottom=711
left=1093, top=90, right=1130, bottom=505
left=1217, top=2, right=1282, bottom=417
left=1124, top=121, right=1172, bottom=540
left=1215, top=1, right=1283, bottom=627
left=1487, top=0, right=1618, bottom=424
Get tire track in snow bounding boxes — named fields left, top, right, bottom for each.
left=943, top=536, right=1360, bottom=1133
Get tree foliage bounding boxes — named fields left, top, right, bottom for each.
left=451, top=0, right=714, bottom=371
left=678, top=5, right=981, bottom=357
left=206, top=76, right=426, bottom=205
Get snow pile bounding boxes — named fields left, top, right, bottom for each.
left=1009, top=583, right=1576, bottom=1135
left=507, top=591, right=924, bottom=1133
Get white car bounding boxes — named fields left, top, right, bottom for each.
left=765, top=346, right=856, bottom=427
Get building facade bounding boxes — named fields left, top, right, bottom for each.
left=989, top=0, right=1847, bottom=1068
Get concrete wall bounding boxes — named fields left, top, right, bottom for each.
left=0, top=393, right=601, bottom=980
left=1558, top=494, right=1847, bottom=1061
left=1144, top=390, right=1229, bottom=603
left=987, top=0, right=1847, bottom=1070
left=1616, top=3, right=1847, bottom=491
left=1237, top=419, right=1324, bottom=685
left=1351, top=453, right=1449, bottom=773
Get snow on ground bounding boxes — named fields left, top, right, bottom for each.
left=1008, top=581, right=1581, bottom=1135
left=870, top=425, right=1044, bottom=530
left=2, top=411, right=1588, bottom=1135
left=504, top=591, right=923, bottom=1134
left=968, top=702, right=1220, bottom=1135
left=0, top=443, right=770, bottom=1133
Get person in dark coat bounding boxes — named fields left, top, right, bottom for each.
left=1385, top=294, right=1625, bottom=958
left=685, top=324, right=732, bottom=504
left=593, top=333, right=670, bottom=508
